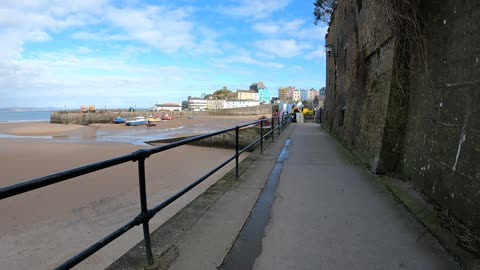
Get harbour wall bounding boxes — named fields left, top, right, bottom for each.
left=50, top=105, right=277, bottom=125
left=147, top=126, right=270, bottom=151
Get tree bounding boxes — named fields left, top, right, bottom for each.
left=313, top=0, right=337, bottom=25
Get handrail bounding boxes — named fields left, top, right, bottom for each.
left=0, top=113, right=291, bottom=269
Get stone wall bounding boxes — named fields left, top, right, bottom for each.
left=323, top=0, right=395, bottom=170
left=398, top=0, right=480, bottom=232
left=147, top=126, right=265, bottom=150
left=207, top=104, right=276, bottom=116
left=323, top=0, right=480, bottom=232
left=50, top=105, right=276, bottom=124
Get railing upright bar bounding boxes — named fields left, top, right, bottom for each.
left=260, top=120, right=264, bottom=154
left=271, top=117, right=274, bottom=142
left=138, top=158, right=155, bottom=266
left=281, top=114, right=284, bottom=131
left=278, top=115, right=280, bottom=133
left=235, top=126, right=239, bottom=179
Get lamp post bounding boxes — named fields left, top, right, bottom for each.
left=324, top=44, right=337, bottom=59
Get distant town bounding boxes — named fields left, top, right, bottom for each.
left=152, top=82, right=326, bottom=112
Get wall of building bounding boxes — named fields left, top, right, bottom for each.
left=323, top=0, right=480, bottom=232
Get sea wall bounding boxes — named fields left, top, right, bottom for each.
left=323, top=0, right=480, bottom=233
left=147, top=126, right=267, bottom=150
left=207, top=104, right=276, bottom=116
left=50, top=105, right=277, bottom=124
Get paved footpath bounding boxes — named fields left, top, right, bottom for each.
left=111, top=123, right=462, bottom=270
left=222, top=123, right=461, bottom=270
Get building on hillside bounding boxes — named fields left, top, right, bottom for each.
left=250, top=81, right=270, bottom=103
left=237, top=90, right=258, bottom=101
left=300, top=89, right=308, bottom=101
left=225, top=100, right=260, bottom=109
left=249, top=83, right=258, bottom=92
left=258, top=89, right=270, bottom=103
left=313, top=95, right=325, bottom=108
left=187, top=96, right=207, bottom=111
left=207, top=99, right=226, bottom=110
left=278, top=87, right=288, bottom=100
left=278, top=86, right=297, bottom=100
left=181, top=100, right=188, bottom=110
left=307, top=88, right=319, bottom=101
left=319, top=87, right=326, bottom=96
left=151, top=103, right=182, bottom=111
left=293, top=89, right=301, bottom=102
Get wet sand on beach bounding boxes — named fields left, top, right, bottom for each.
left=0, top=115, right=260, bottom=137
left=0, top=116, right=255, bottom=269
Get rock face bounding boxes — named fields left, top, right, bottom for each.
left=323, top=0, right=480, bottom=233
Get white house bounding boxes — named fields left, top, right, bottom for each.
left=187, top=97, right=207, bottom=111
left=293, top=90, right=301, bottom=102
left=151, top=103, right=182, bottom=111
left=225, top=100, right=260, bottom=109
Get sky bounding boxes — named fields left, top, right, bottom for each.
left=0, top=0, right=328, bottom=109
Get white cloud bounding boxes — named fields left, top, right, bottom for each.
left=254, top=39, right=311, bottom=58
left=76, top=46, right=93, bottom=54
left=105, top=6, right=195, bottom=53
left=305, top=47, right=326, bottom=60
left=214, top=51, right=284, bottom=69
left=252, top=22, right=279, bottom=35
left=253, top=19, right=328, bottom=40
left=0, top=52, right=210, bottom=107
left=219, top=0, right=290, bottom=19
left=70, top=31, right=129, bottom=41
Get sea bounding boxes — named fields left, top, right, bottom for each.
left=0, top=109, right=53, bottom=123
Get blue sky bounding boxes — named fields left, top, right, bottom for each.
left=0, top=0, right=328, bottom=108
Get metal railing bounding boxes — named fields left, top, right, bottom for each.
left=0, top=114, right=291, bottom=270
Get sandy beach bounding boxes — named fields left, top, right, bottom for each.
left=0, top=116, right=257, bottom=269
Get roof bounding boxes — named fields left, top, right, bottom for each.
left=257, top=81, right=266, bottom=89
left=155, top=104, right=181, bottom=107
left=226, top=99, right=260, bottom=102
left=237, top=89, right=256, bottom=93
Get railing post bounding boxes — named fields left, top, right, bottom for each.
left=260, top=120, right=264, bottom=154
left=271, top=117, right=274, bottom=142
left=138, top=158, right=155, bottom=267
left=235, top=126, right=239, bottom=179
left=281, top=114, right=284, bottom=131
left=278, top=115, right=281, bottom=133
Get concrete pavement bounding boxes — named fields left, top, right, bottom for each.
left=223, top=123, right=461, bottom=270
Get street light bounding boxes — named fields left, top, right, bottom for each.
left=324, top=44, right=337, bottom=58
